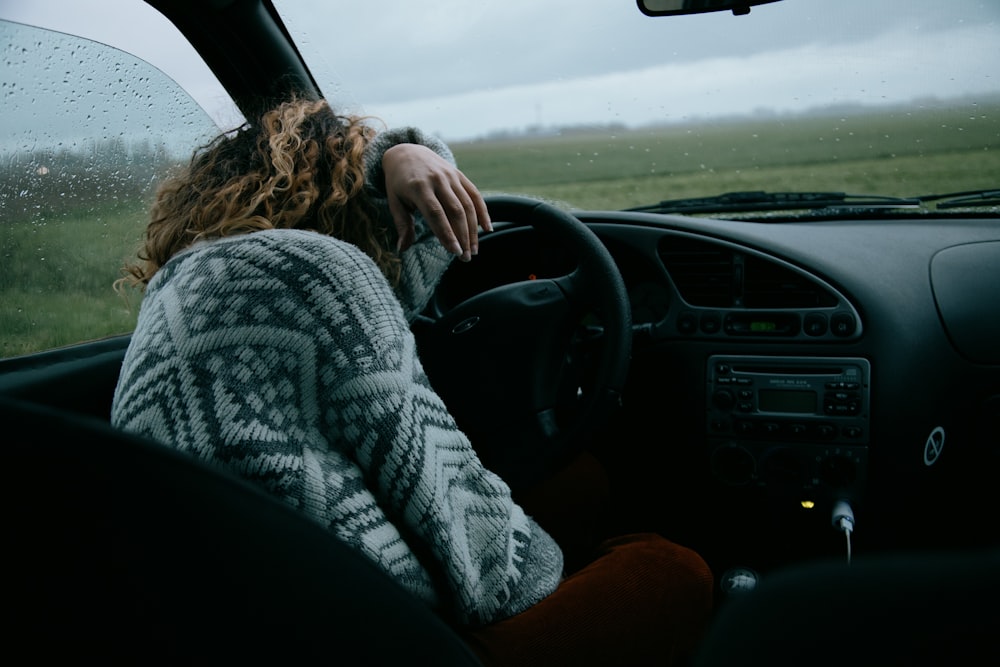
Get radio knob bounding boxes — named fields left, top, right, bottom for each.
left=711, top=445, right=756, bottom=486
left=762, top=448, right=804, bottom=487
left=820, top=455, right=857, bottom=487
left=713, top=389, right=736, bottom=411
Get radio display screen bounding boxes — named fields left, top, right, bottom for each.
left=758, top=389, right=817, bottom=414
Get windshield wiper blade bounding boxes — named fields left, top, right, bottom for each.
left=626, top=191, right=921, bottom=215
left=915, top=189, right=1000, bottom=209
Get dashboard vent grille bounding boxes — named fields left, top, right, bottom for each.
left=659, top=238, right=735, bottom=306
left=660, top=237, right=837, bottom=308
left=743, top=256, right=838, bottom=308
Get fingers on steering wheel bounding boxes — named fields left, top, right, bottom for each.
left=426, top=175, right=489, bottom=262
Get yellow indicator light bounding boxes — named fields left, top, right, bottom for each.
left=800, top=500, right=816, bottom=509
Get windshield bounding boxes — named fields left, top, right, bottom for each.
left=274, top=0, right=999, bottom=211
left=0, top=0, right=997, bottom=359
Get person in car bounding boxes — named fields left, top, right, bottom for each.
left=111, top=96, right=713, bottom=665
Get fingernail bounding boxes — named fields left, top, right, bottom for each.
left=450, top=241, right=463, bottom=255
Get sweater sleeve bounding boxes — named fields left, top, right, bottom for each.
left=362, top=125, right=457, bottom=197
left=298, top=230, right=564, bottom=625
left=354, top=131, right=562, bottom=621
left=361, top=126, right=460, bottom=322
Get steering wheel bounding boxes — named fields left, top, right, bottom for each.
left=413, top=194, right=632, bottom=491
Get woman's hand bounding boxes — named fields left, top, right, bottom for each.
left=382, top=143, right=492, bottom=261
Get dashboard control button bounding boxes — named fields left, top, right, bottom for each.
left=803, top=313, right=828, bottom=336
left=677, top=311, right=698, bottom=334
left=713, top=389, right=735, bottom=410
left=816, top=424, right=837, bottom=439
left=700, top=313, right=722, bottom=334
left=820, top=455, right=857, bottom=486
left=830, top=312, right=857, bottom=337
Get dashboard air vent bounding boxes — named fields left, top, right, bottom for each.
left=660, top=237, right=837, bottom=308
left=659, top=238, right=734, bottom=307
left=743, top=255, right=838, bottom=308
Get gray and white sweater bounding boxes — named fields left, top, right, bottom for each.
left=110, top=128, right=563, bottom=626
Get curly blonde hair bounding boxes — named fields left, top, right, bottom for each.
left=120, top=97, right=401, bottom=288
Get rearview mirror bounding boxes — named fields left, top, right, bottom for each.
left=637, top=0, right=782, bottom=17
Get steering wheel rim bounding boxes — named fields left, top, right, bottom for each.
left=414, top=194, right=632, bottom=490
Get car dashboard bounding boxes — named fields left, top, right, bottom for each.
left=428, top=210, right=1000, bottom=576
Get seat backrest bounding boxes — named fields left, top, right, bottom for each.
left=692, top=547, right=1000, bottom=667
left=0, top=335, right=130, bottom=420
left=2, top=396, right=482, bottom=665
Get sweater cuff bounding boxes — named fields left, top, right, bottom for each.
left=363, top=126, right=457, bottom=196
left=363, top=126, right=459, bottom=320
left=497, top=519, right=564, bottom=620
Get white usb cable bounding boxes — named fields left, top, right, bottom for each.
left=831, top=499, right=855, bottom=564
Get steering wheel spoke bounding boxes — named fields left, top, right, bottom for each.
left=414, top=195, right=631, bottom=490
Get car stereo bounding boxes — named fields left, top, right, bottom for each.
left=706, top=355, right=870, bottom=491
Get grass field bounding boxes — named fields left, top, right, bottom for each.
left=1, top=201, right=148, bottom=357
left=451, top=104, right=1000, bottom=210
left=2, top=103, right=998, bottom=358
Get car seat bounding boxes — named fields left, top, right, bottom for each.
left=691, top=545, right=1000, bottom=666
left=2, top=395, right=482, bottom=664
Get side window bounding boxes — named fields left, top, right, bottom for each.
left=0, top=20, right=220, bottom=358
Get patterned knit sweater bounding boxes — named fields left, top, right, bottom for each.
left=110, top=128, right=564, bottom=627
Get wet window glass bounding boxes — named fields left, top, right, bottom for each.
left=1, top=20, right=220, bottom=358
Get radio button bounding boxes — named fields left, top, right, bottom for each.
left=825, top=381, right=861, bottom=390
left=816, top=424, right=837, bottom=439
left=831, top=312, right=857, bottom=337
left=700, top=313, right=722, bottom=334
left=803, top=313, right=828, bottom=336
left=713, top=390, right=735, bottom=410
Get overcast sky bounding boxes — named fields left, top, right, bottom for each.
left=2, top=0, right=999, bottom=144
left=273, top=0, right=1000, bottom=139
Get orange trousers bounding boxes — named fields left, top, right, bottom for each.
left=462, top=454, right=715, bottom=666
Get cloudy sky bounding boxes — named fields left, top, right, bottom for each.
left=277, top=0, right=1000, bottom=139
left=2, top=0, right=998, bottom=144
